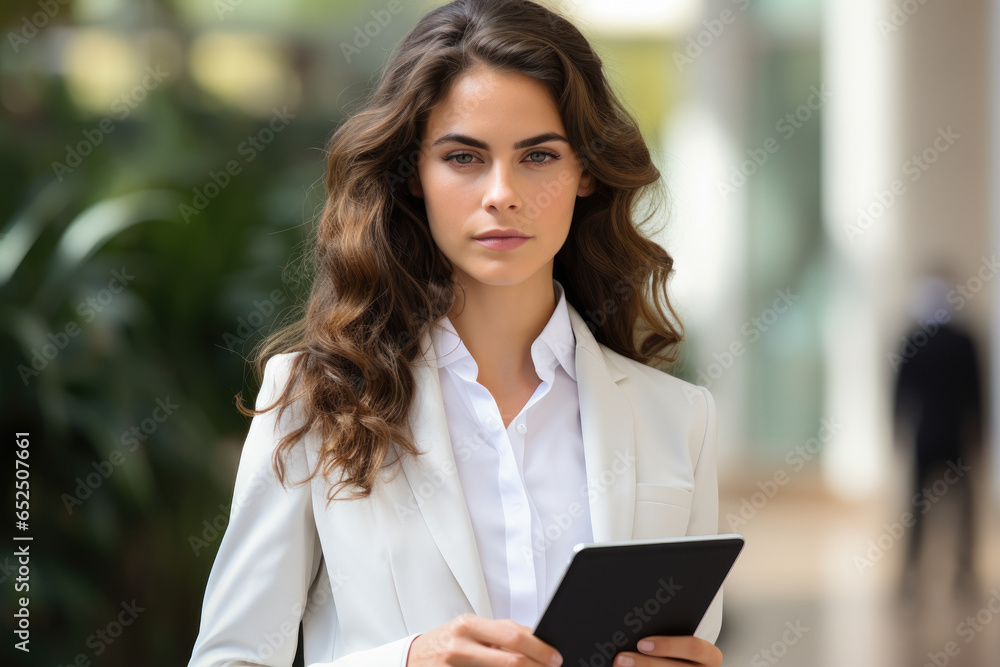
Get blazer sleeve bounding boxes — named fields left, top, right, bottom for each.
left=687, top=385, right=723, bottom=645
left=187, top=354, right=418, bottom=667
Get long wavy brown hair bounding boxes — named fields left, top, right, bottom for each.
left=239, top=0, right=687, bottom=504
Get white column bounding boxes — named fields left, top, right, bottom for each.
left=821, top=0, right=898, bottom=499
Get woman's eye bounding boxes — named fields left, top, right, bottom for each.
left=527, top=151, right=557, bottom=164
left=446, top=153, right=477, bottom=165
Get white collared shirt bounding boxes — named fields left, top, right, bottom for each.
left=398, top=277, right=593, bottom=666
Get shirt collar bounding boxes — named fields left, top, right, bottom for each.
left=430, top=278, right=577, bottom=383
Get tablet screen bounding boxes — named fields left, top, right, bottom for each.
left=532, top=534, right=744, bottom=665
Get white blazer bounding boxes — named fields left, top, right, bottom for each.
left=188, top=300, right=722, bottom=667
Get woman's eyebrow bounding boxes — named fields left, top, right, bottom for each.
left=430, top=132, right=569, bottom=150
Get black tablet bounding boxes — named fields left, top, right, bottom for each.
left=532, top=534, right=744, bottom=664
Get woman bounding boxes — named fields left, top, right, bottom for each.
left=188, top=1, right=723, bottom=666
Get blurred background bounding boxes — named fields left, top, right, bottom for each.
left=1, top=0, right=997, bottom=665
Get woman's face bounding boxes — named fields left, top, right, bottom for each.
left=408, top=64, right=594, bottom=288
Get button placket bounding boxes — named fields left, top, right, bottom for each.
left=462, top=382, right=538, bottom=626
left=497, top=429, right=536, bottom=624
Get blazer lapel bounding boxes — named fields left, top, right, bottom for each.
left=396, top=300, right=638, bottom=622
left=565, top=301, right=637, bottom=544
left=398, top=338, right=495, bottom=619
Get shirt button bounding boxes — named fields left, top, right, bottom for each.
left=516, top=422, right=527, bottom=435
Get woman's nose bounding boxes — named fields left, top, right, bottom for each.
left=481, top=163, right=522, bottom=212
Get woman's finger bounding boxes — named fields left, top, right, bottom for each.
left=617, top=634, right=722, bottom=666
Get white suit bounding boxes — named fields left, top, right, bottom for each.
left=188, top=300, right=722, bottom=666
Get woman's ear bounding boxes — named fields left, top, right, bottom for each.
left=577, top=171, right=596, bottom=197
left=407, top=171, right=424, bottom=198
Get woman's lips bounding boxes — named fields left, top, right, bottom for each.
left=473, top=236, right=530, bottom=251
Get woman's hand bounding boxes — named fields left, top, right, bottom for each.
left=406, top=613, right=563, bottom=666
left=613, top=635, right=723, bottom=666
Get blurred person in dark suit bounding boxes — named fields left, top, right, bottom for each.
left=892, top=273, right=985, bottom=599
